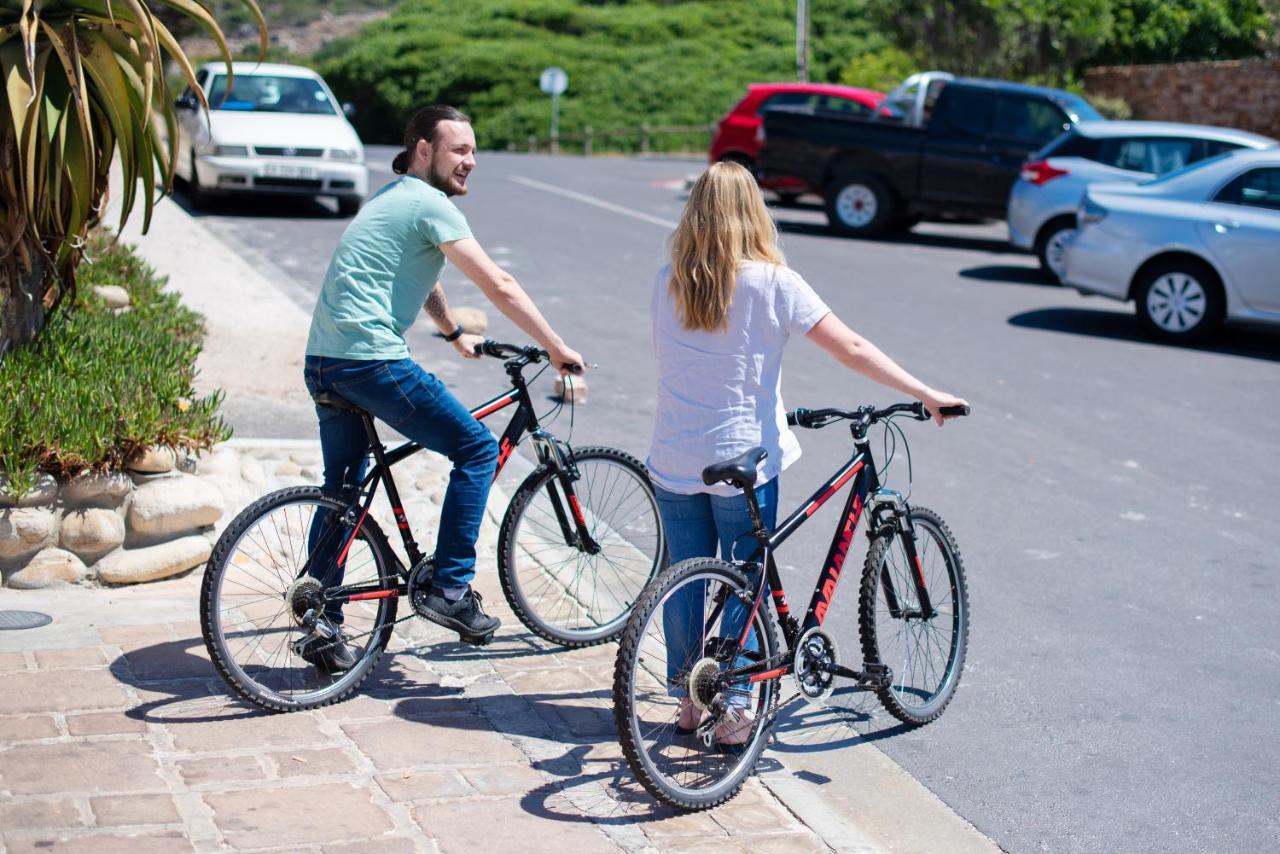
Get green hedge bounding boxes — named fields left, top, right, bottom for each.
left=0, top=233, right=231, bottom=497
left=316, top=0, right=883, bottom=149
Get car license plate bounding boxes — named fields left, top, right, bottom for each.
left=263, top=163, right=318, bottom=179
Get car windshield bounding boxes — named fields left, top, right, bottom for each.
left=207, top=74, right=336, bottom=115
left=1058, top=93, right=1104, bottom=123
left=1139, top=151, right=1235, bottom=186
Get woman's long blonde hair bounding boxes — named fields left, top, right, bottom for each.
left=669, top=161, right=785, bottom=331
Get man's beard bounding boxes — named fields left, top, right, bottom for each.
left=428, top=160, right=465, bottom=197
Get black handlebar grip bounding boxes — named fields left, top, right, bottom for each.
left=940, top=405, right=970, bottom=417
left=562, top=362, right=584, bottom=375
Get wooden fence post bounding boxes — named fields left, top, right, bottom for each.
left=528, top=134, right=537, bottom=154
left=640, top=122, right=650, bottom=156
left=583, top=126, right=593, bottom=157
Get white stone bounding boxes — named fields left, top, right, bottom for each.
left=59, top=508, right=126, bottom=561
left=197, top=447, right=242, bottom=478
left=93, top=284, right=130, bottom=309
left=0, top=474, right=58, bottom=508
left=93, top=535, right=211, bottom=584
left=553, top=374, right=588, bottom=403
left=240, top=458, right=266, bottom=486
left=127, top=474, right=224, bottom=538
left=275, top=461, right=301, bottom=477
left=61, top=470, right=133, bottom=505
left=0, top=508, right=59, bottom=562
left=128, top=446, right=177, bottom=474
left=289, top=449, right=321, bottom=466
left=300, top=466, right=320, bottom=482
left=8, top=548, right=87, bottom=588
left=453, top=305, right=488, bottom=333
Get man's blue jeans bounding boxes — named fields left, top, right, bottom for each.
left=655, top=479, right=778, bottom=706
left=303, top=356, right=498, bottom=608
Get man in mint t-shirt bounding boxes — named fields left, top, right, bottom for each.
left=300, top=105, right=583, bottom=669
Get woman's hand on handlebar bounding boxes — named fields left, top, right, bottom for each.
left=454, top=332, right=484, bottom=360
left=920, top=390, right=968, bottom=426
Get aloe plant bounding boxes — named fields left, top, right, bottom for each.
left=0, top=0, right=266, bottom=357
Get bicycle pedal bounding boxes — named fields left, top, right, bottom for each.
left=861, top=663, right=892, bottom=690
left=460, top=631, right=495, bottom=647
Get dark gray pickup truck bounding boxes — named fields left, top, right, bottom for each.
left=759, top=78, right=1103, bottom=236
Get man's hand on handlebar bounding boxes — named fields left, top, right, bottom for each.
left=920, top=390, right=969, bottom=426
left=453, top=332, right=484, bottom=360
left=550, top=343, right=585, bottom=378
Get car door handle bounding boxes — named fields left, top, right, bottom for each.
left=1213, top=221, right=1241, bottom=233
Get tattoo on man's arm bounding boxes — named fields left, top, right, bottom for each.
left=425, top=285, right=450, bottom=324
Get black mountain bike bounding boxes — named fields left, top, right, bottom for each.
left=613, top=401, right=970, bottom=810
left=201, top=341, right=664, bottom=712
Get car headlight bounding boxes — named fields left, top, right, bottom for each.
left=213, top=144, right=249, bottom=157
left=328, top=147, right=363, bottom=162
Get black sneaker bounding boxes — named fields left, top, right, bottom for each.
left=414, top=586, right=501, bottom=644
left=293, top=618, right=359, bottom=674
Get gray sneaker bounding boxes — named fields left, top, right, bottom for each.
left=414, top=586, right=501, bottom=644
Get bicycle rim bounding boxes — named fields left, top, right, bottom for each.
left=203, top=490, right=397, bottom=710
left=617, top=562, right=776, bottom=808
left=503, top=449, right=663, bottom=645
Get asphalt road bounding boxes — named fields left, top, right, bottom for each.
left=181, top=147, right=1280, bottom=852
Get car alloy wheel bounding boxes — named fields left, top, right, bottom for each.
left=1145, top=272, right=1208, bottom=334
left=835, top=183, right=877, bottom=228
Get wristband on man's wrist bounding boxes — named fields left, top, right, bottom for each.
left=442, top=324, right=465, bottom=342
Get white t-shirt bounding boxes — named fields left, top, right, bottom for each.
left=647, top=261, right=831, bottom=496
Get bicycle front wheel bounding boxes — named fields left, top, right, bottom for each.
left=613, top=558, right=779, bottom=811
left=498, top=446, right=664, bottom=647
left=858, top=505, right=969, bottom=725
left=200, top=487, right=400, bottom=712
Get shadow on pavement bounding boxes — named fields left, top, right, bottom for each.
left=170, top=183, right=343, bottom=220
left=959, top=264, right=1052, bottom=287
left=1009, top=307, right=1280, bottom=363
left=776, top=219, right=1018, bottom=255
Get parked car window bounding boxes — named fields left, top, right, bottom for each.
left=1204, top=139, right=1248, bottom=157
left=1214, top=168, right=1280, bottom=211
left=993, top=96, right=1067, bottom=144
left=931, top=86, right=992, bottom=138
left=757, top=92, right=820, bottom=115
left=817, top=95, right=871, bottom=118
left=1033, top=130, right=1100, bottom=161
left=1098, top=137, right=1197, bottom=174
left=207, top=74, right=337, bottom=115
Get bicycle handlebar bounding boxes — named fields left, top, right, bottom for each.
left=472, top=339, right=584, bottom=374
left=787, top=402, right=970, bottom=428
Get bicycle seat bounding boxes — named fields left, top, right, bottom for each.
left=702, top=447, right=767, bottom=490
left=311, top=391, right=368, bottom=415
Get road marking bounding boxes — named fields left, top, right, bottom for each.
left=509, top=175, right=677, bottom=229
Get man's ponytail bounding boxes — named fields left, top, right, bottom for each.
left=391, top=148, right=413, bottom=174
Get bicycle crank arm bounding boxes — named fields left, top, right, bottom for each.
left=827, top=662, right=893, bottom=690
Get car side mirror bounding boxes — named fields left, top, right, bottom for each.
left=342, top=101, right=356, bottom=119
left=174, top=95, right=196, bottom=111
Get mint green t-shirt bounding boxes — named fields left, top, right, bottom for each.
left=306, top=176, right=473, bottom=360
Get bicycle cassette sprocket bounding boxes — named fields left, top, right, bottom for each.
left=793, top=626, right=838, bottom=704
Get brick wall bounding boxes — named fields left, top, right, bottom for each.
left=1085, top=59, right=1280, bottom=139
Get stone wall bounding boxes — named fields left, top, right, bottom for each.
left=1084, top=59, right=1280, bottom=139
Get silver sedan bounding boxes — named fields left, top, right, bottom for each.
left=1063, top=148, right=1280, bottom=342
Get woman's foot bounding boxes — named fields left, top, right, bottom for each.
left=675, top=696, right=701, bottom=734
left=714, top=709, right=755, bottom=754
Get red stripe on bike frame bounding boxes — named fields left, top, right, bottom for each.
left=335, top=504, right=371, bottom=568
left=471, top=394, right=517, bottom=421
left=914, top=554, right=928, bottom=588
left=772, top=589, right=790, bottom=614
left=347, top=589, right=399, bottom=601
left=803, top=461, right=864, bottom=517
left=748, top=667, right=789, bottom=683
left=393, top=507, right=409, bottom=530
left=568, top=495, right=586, bottom=525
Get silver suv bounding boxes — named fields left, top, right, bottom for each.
left=1007, top=121, right=1276, bottom=282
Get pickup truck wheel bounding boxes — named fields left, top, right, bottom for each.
left=825, top=174, right=894, bottom=237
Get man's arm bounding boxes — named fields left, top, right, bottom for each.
left=424, top=281, right=482, bottom=359
left=440, top=237, right=580, bottom=370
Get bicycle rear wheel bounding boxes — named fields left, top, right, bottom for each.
left=498, top=446, right=663, bottom=647
left=200, top=487, right=399, bottom=712
left=858, top=505, right=968, bottom=725
left=613, top=558, right=778, bottom=810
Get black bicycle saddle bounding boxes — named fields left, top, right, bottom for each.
left=701, top=447, right=767, bottom=490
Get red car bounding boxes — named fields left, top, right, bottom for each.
left=710, top=82, right=884, bottom=201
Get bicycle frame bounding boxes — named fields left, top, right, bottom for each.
left=310, top=358, right=597, bottom=607
left=715, top=434, right=936, bottom=688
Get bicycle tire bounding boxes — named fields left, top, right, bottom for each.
left=200, top=486, right=400, bottom=712
left=498, top=446, right=664, bottom=648
left=613, top=557, right=779, bottom=810
left=858, top=505, right=968, bottom=725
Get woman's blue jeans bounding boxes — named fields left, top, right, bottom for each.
left=303, top=356, right=498, bottom=620
left=655, top=479, right=778, bottom=706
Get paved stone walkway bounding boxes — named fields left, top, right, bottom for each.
left=0, top=566, right=828, bottom=853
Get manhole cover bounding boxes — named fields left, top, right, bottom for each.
left=0, top=610, right=53, bottom=630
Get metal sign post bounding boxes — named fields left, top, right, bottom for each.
left=539, top=66, right=568, bottom=154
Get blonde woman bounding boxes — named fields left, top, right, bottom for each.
left=649, top=162, right=966, bottom=747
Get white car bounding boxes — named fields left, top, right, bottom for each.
left=1063, top=148, right=1280, bottom=341
left=1008, top=121, right=1276, bottom=282
left=173, top=62, right=368, bottom=216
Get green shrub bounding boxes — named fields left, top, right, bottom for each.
left=1088, top=93, right=1134, bottom=119
left=839, top=45, right=919, bottom=92
left=0, top=233, right=232, bottom=497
